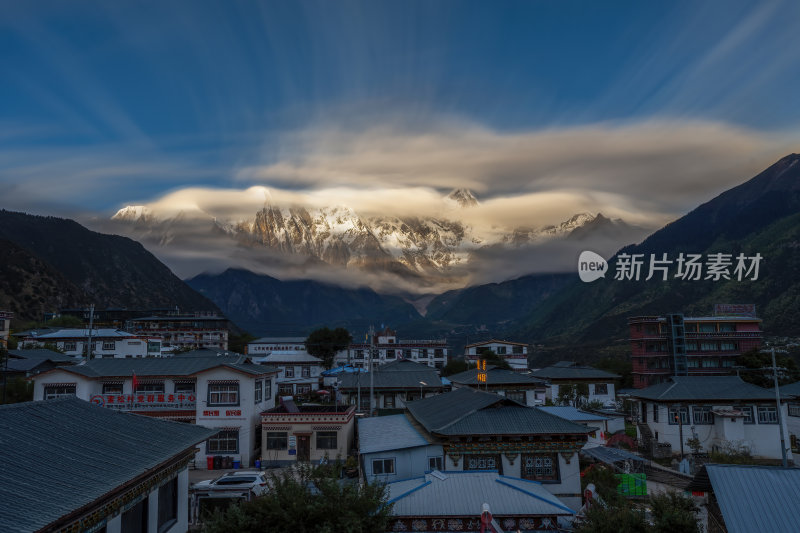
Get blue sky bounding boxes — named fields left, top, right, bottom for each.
left=1, top=0, right=799, bottom=219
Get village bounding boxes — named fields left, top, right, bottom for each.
left=2, top=304, right=799, bottom=533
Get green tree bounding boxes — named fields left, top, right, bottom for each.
left=649, top=492, right=700, bottom=533
left=736, top=348, right=799, bottom=387
left=575, top=503, right=649, bottom=533
left=476, top=348, right=511, bottom=370
left=228, top=332, right=258, bottom=355
left=305, top=328, right=352, bottom=369
left=202, top=463, right=392, bottom=533
left=441, top=359, right=470, bottom=376
left=557, top=383, right=589, bottom=407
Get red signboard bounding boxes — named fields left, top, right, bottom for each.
left=714, top=303, right=756, bottom=317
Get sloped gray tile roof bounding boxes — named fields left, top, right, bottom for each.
left=0, top=398, right=216, bottom=533
left=629, top=376, right=780, bottom=402
left=380, top=360, right=439, bottom=372
left=4, top=358, right=57, bottom=373
left=531, top=364, right=619, bottom=380
left=387, top=471, right=574, bottom=517
left=407, top=387, right=589, bottom=436
left=690, top=465, right=800, bottom=533
left=780, top=380, right=800, bottom=397
left=38, top=354, right=276, bottom=379
left=537, top=406, right=611, bottom=422
left=9, top=349, right=76, bottom=363
left=448, top=367, right=545, bottom=386
left=358, top=414, right=431, bottom=454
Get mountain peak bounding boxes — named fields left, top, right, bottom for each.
left=446, top=188, right=479, bottom=208
left=112, top=205, right=153, bottom=222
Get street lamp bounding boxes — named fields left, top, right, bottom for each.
left=419, top=381, right=427, bottom=400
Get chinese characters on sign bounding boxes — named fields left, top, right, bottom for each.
left=613, top=253, right=762, bottom=282
left=477, top=359, right=487, bottom=383
left=90, top=394, right=196, bottom=409
left=202, top=409, right=242, bottom=417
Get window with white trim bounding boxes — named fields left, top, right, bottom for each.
left=102, top=383, right=123, bottom=395
left=208, top=383, right=239, bottom=406
left=741, top=406, right=755, bottom=424
left=372, top=458, right=395, bottom=475
left=44, top=384, right=76, bottom=400
left=594, top=383, right=608, bottom=395
left=64, top=342, right=77, bottom=352
left=757, top=406, right=778, bottom=424
left=102, top=341, right=116, bottom=351
left=521, top=454, right=559, bottom=482
left=505, top=391, right=524, bottom=403
left=264, top=379, right=271, bottom=400
left=301, top=366, right=311, bottom=378
left=284, top=367, right=294, bottom=378
left=137, top=382, right=165, bottom=393
left=255, top=380, right=263, bottom=403
left=693, top=406, right=714, bottom=425
left=207, top=429, right=239, bottom=454
left=428, top=456, right=443, bottom=471
left=789, top=404, right=800, bottom=418
left=174, top=382, right=195, bottom=394
left=668, top=406, right=689, bottom=425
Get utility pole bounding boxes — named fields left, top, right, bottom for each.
left=85, top=304, right=95, bottom=361
left=369, top=325, right=375, bottom=417
left=772, top=347, right=788, bottom=467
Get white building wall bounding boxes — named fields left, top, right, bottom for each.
left=33, top=368, right=277, bottom=469
left=548, top=382, right=616, bottom=406
left=195, top=368, right=276, bottom=469
left=363, top=444, right=444, bottom=482
left=641, top=401, right=793, bottom=461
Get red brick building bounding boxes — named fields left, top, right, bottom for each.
left=629, top=305, right=762, bottom=388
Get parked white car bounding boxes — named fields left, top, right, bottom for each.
left=190, top=471, right=270, bottom=525
left=192, top=471, right=269, bottom=497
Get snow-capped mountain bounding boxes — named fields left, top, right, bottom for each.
left=105, top=188, right=649, bottom=289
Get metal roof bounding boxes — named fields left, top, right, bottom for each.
left=629, top=376, right=781, bottom=402
left=386, top=471, right=574, bottom=517
left=531, top=363, right=619, bottom=380
left=358, top=414, right=432, bottom=454
left=581, top=446, right=647, bottom=465
left=251, top=352, right=322, bottom=364
left=407, top=387, right=589, bottom=436
left=36, top=354, right=276, bottom=379
left=537, top=406, right=610, bottom=422
left=0, top=398, right=215, bottom=533
left=338, top=362, right=442, bottom=390
left=690, top=465, right=800, bottom=533
left=23, top=328, right=143, bottom=339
